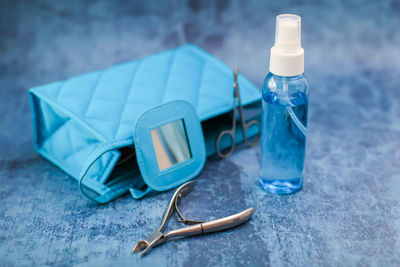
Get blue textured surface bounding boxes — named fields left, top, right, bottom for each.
left=1, top=0, right=400, bottom=266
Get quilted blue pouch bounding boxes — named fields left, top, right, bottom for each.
left=29, top=44, right=260, bottom=203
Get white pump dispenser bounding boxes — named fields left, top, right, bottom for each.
left=269, top=14, right=304, bottom=77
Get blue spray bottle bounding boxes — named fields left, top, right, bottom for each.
left=259, top=14, right=309, bottom=194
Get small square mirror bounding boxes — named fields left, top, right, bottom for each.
left=151, top=120, right=192, bottom=171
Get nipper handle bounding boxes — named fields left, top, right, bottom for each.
left=158, top=181, right=197, bottom=232
left=164, top=208, right=255, bottom=239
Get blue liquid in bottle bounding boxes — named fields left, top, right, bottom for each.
left=259, top=73, right=309, bottom=194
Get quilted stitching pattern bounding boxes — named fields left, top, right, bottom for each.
left=29, top=45, right=261, bottom=195
left=37, top=45, right=260, bottom=142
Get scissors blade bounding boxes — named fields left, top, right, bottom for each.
left=233, top=67, right=239, bottom=97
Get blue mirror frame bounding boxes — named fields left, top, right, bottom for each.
left=133, top=100, right=206, bottom=191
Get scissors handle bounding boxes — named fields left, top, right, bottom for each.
left=216, top=129, right=236, bottom=159
left=215, top=67, right=260, bottom=159
left=242, top=119, right=261, bottom=147
left=234, top=69, right=261, bottom=148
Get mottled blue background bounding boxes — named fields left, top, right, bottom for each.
left=1, top=0, right=400, bottom=266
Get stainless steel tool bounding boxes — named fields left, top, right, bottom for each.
left=216, top=67, right=261, bottom=158
left=132, top=181, right=254, bottom=256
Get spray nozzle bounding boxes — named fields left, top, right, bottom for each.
left=275, top=14, right=302, bottom=54
left=269, top=14, right=304, bottom=76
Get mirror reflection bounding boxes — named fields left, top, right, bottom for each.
left=151, top=119, right=192, bottom=171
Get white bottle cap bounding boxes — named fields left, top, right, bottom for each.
left=269, top=14, right=304, bottom=76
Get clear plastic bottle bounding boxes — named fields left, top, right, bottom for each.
left=259, top=14, right=309, bottom=194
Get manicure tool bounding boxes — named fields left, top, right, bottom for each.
left=132, top=181, right=255, bottom=256
left=216, top=67, right=261, bottom=158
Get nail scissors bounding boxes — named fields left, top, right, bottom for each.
left=132, top=181, right=254, bottom=256
left=216, top=67, right=261, bottom=158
